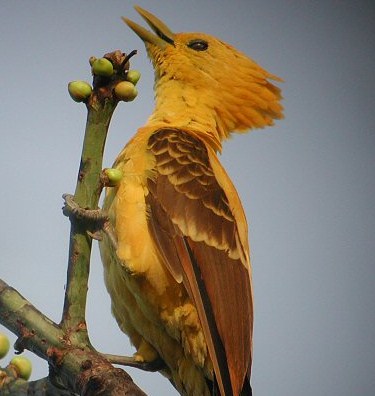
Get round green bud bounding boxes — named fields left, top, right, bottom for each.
left=114, top=81, right=138, bottom=102
left=10, top=356, right=32, bottom=380
left=91, top=58, right=114, bottom=77
left=68, top=81, right=92, bottom=102
left=104, top=168, right=123, bottom=186
left=0, top=333, right=10, bottom=359
left=126, top=70, right=141, bottom=85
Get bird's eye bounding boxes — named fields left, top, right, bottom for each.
left=187, top=39, right=209, bottom=51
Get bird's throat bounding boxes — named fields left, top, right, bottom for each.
left=147, top=83, right=226, bottom=152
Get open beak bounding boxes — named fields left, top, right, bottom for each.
left=122, top=6, right=175, bottom=48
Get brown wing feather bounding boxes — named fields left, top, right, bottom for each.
left=146, top=128, right=253, bottom=396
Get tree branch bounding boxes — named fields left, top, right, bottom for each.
left=60, top=66, right=118, bottom=341
left=0, top=49, right=147, bottom=395
left=0, top=279, right=62, bottom=359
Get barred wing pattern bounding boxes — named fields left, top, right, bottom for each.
left=146, top=128, right=253, bottom=396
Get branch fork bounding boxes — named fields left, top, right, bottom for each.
left=0, top=49, right=148, bottom=395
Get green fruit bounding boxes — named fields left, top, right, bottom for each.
left=114, top=81, right=138, bottom=102
left=104, top=168, right=123, bottom=186
left=68, top=81, right=92, bottom=102
left=91, top=58, right=114, bottom=77
left=126, top=70, right=141, bottom=85
left=0, top=333, right=10, bottom=359
left=10, top=356, right=32, bottom=380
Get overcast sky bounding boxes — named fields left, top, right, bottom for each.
left=1, top=1, right=374, bottom=395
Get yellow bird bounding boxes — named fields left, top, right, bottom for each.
left=100, top=6, right=283, bottom=396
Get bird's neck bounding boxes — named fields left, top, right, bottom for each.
left=146, top=80, right=228, bottom=152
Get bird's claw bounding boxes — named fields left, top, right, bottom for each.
left=62, top=194, right=118, bottom=249
left=102, top=353, right=166, bottom=372
left=87, top=230, right=103, bottom=241
left=62, top=194, right=107, bottom=222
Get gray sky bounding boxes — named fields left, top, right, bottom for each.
left=1, top=1, right=374, bottom=395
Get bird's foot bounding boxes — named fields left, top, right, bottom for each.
left=102, top=353, right=166, bottom=372
left=62, top=193, right=117, bottom=249
left=62, top=194, right=106, bottom=222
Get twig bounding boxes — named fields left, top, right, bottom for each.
left=60, top=95, right=117, bottom=337
left=0, top=279, right=62, bottom=360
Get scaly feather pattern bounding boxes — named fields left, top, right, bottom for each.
left=146, top=128, right=253, bottom=396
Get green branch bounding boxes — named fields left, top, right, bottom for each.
left=0, top=279, right=62, bottom=359
left=0, top=50, right=146, bottom=395
left=60, top=77, right=118, bottom=343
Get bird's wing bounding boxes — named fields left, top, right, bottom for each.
left=146, top=128, right=253, bottom=396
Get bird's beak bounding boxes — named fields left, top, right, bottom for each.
left=122, top=6, right=175, bottom=49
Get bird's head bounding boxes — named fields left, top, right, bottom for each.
left=123, top=6, right=283, bottom=144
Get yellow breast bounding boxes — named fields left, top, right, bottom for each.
left=99, top=128, right=213, bottom=395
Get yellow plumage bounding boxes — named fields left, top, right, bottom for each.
left=100, top=6, right=283, bottom=396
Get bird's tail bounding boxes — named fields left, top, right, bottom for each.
left=240, top=375, right=252, bottom=396
left=210, top=374, right=252, bottom=396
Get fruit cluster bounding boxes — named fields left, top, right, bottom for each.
left=68, top=55, right=141, bottom=103
left=0, top=333, right=32, bottom=381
